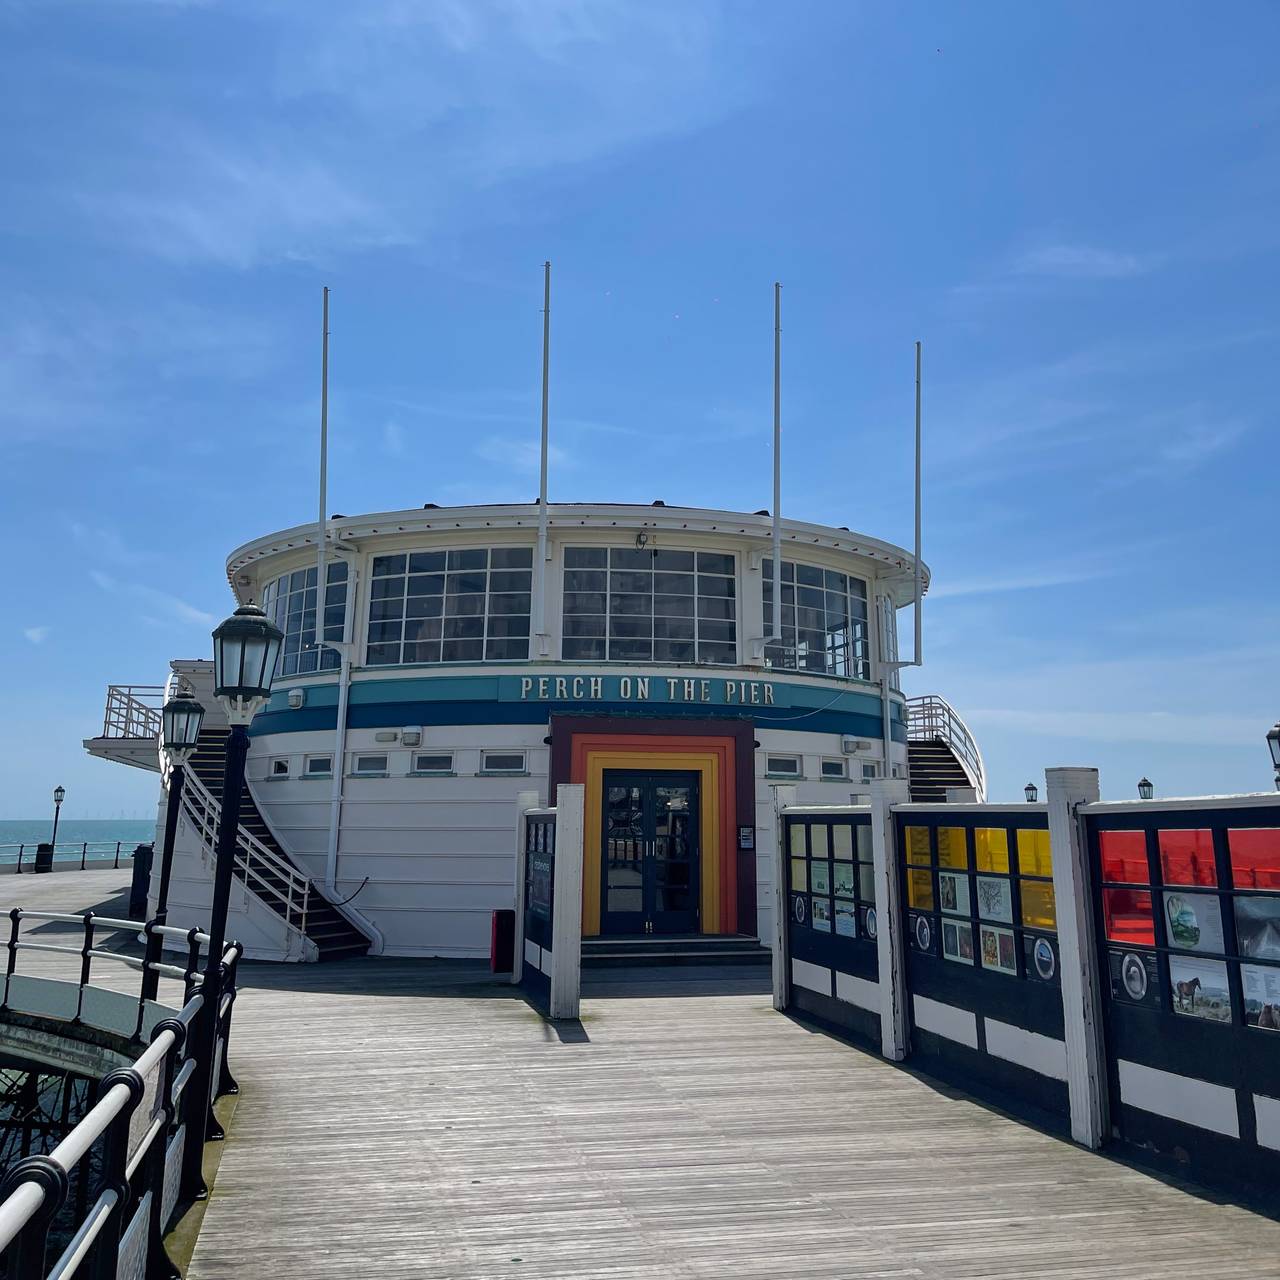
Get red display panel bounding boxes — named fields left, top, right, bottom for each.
left=1229, top=829, right=1280, bottom=891
left=1103, top=888, right=1155, bottom=946
left=1158, top=829, right=1217, bottom=887
left=1100, top=830, right=1149, bottom=885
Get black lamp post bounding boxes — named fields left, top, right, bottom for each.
left=188, top=603, right=281, bottom=1182
left=1268, top=723, right=1280, bottom=792
left=1138, top=777, right=1154, bottom=801
left=50, top=785, right=65, bottom=848
left=1024, top=782, right=1038, bottom=803
left=155, top=689, right=206, bottom=922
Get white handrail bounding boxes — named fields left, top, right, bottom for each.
left=178, top=765, right=312, bottom=935
left=906, top=694, right=987, bottom=802
left=101, top=684, right=164, bottom=740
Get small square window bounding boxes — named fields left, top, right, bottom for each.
left=352, top=754, right=389, bottom=776
left=304, top=756, right=332, bottom=777
left=766, top=755, right=801, bottom=777
left=821, top=758, right=847, bottom=780
left=413, top=753, right=454, bottom=774
left=481, top=751, right=526, bottom=773
left=862, top=763, right=878, bottom=783
left=269, top=758, right=290, bottom=778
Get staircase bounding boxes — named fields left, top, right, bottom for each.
left=906, top=740, right=974, bottom=802
left=186, top=728, right=370, bottom=962
left=905, top=695, right=987, bottom=802
left=581, top=936, right=771, bottom=968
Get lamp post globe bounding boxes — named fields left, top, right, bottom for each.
left=162, top=689, right=206, bottom=760
left=1024, top=782, right=1038, bottom=803
left=50, top=785, right=65, bottom=848
left=151, top=690, right=208, bottom=939
left=212, top=603, right=284, bottom=725
left=1138, top=777, right=1154, bottom=801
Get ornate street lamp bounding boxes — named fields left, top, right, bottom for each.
left=51, top=785, right=65, bottom=848
left=1268, top=722, right=1280, bottom=791
left=1024, top=782, right=1038, bottom=803
left=1137, top=777, right=1154, bottom=801
left=187, top=603, right=281, bottom=1191
left=153, top=689, right=206, bottom=924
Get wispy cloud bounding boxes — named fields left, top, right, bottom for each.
left=89, top=570, right=215, bottom=626
left=1012, top=244, right=1150, bottom=280
left=966, top=707, right=1262, bottom=748
left=475, top=436, right=569, bottom=474
left=23, top=626, right=49, bottom=645
left=382, top=420, right=407, bottom=457
left=929, top=564, right=1119, bottom=600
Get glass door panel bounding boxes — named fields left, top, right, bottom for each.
left=603, top=782, right=647, bottom=934
left=652, top=781, right=699, bottom=932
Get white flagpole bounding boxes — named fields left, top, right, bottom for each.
left=769, top=282, right=782, bottom=646
left=534, top=261, right=551, bottom=655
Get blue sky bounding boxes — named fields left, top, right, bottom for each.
left=1, top=1, right=1277, bottom=818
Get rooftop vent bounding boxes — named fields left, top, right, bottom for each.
left=422, top=503, right=439, bottom=509
left=754, top=509, right=770, bottom=517
left=651, top=500, right=666, bottom=507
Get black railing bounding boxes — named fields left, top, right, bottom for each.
left=0, top=908, right=241, bottom=1277
left=0, top=844, right=148, bottom=875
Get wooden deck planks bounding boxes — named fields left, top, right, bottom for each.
left=4, top=873, right=1279, bottom=1277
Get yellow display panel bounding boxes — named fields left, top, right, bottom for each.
left=975, top=827, right=1010, bottom=873
left=790, top=859, right=808, bottom=892
left=1020, top=880, right=1057, bottom=931
left=832, top=825, right=854, bottom=860
left=936, top=827, right=968, bottom=869
left=789, top=823, right=807, bottom=856
left=811, top=825, right=829, bottom=858
left=905, top=827, right=932, bottom=865
left=908, top=869, right=935, bottom=911
left=856, top=825, right=873, bottom=861
left=1017, top=829, right=1052, bottom=878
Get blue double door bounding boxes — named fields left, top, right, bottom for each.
left=601, top=770, right=700, bottom=936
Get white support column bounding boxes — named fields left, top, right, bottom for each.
left=1045, top=766, right=1107, bottom=1149
left=771, top=785, right=798, bottom=1011
left=511, top=790, right=539, bottom=987
left=871, top=778, right=911, bottom=1061
left=549, top=783, right=585, bottom=1020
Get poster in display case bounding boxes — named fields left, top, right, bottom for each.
left=938, top=871, right=970, bottom=917
left=790, top=893, right=808, bottom=929
left=976, top=876, right=1013, bottom=923
left=1161, top=891, right=1225, bottom=954
left=1109, top=948, right=1160, bottom=1007
left=1023, top=934, right=1058, bottom=983
left=942, top=918, right=975, bottom=965
left=860, top=905, right=878, bottom=940
left=1243, top=963, right=1280, bottom=1031
left=909, top=911, right=935, bottom=954
left=834, top=899, right=857, bottom=938
left=1168, top=956, right=1232, bottom=1023
left=811, top=896, right=832, bottom=933
left=833, top=862, right=856, bottom=897
left=811, top=861, right=831, bottom=895
left=1235, top=896, right=1280, bottom=961
left=979, top=924, right=1018, bottom=975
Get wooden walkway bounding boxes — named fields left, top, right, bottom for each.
left=7, top=872, right=1280, bottom=1277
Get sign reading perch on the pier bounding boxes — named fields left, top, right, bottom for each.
left=518, top=674, right=776, bottom=706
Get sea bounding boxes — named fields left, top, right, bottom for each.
left=0, top=819, right=156, bottom=862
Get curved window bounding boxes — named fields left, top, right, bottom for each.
left=366, top=547, right=532, bottom=666
left=262, top=562, right=347, bottom=677
left=561, top=547, right=737, bottom=664
left=762, top=558, right=869, bottom=680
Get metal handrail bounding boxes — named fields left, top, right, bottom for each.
left=1, top=842, right=140, bottom=873
left=0, top=907, right=242, bottom=1274
left=178, top=766, right=312, bottom=936
left=99, top=685, right=164, bottom=740
left=905, top=694, right=987, bottom=802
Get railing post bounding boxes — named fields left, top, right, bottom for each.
left=5, top=908, right=20, bottom=1006
left=15, top=845, right=22, bottom=874
left=140, top=918, right=162, bottom=1004
left=1045, top=766, right=1108, bottom=1149
left=0, top=1155, right=70, bottom=1279
left=85, top=1067, right=146, bottom=1280
left=771, top=784, right=798, bottom=1012
left=216, top=946, right=241, bottom=1099
left=183, top=928, right=201, bottom=1005
left=870, top=777, right=911, bottom=1061
left=178, top=993, right=210, bottom=1205
left=80, top=843, right=87, bottom=870
left=146, top=1020, right=185, bottom=1279
left=113, top=842, right=120, bottom=870
left=74, top=913, right=95, bottom=1022
left=511, top=791, right=539, bottom=988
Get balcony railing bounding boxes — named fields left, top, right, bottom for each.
left=100, top=685, right=164, bottom=740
